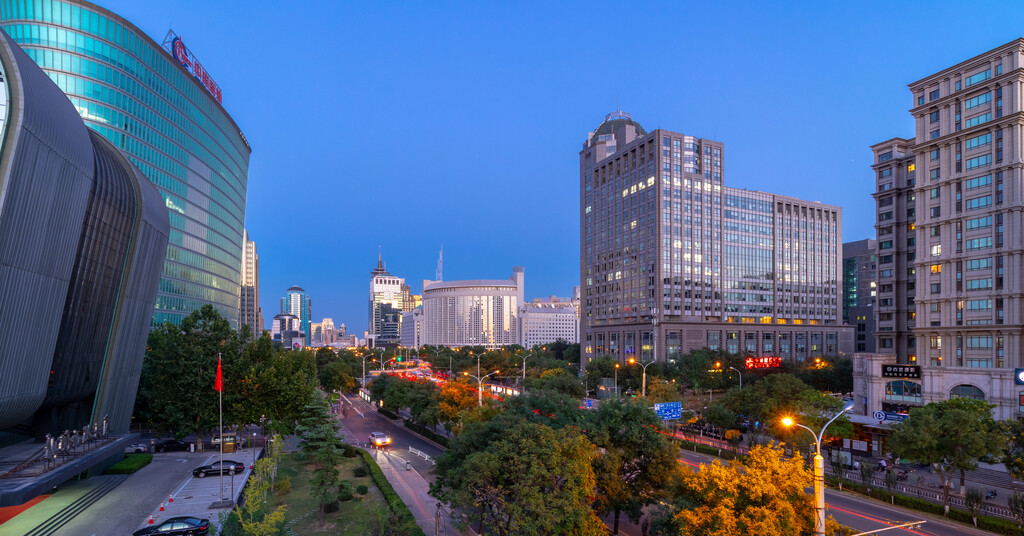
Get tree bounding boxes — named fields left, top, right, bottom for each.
left=1008, top=491, right=1024, bottom=528
left=672, top=443, right=817, bottom=536
left=645, top=378, right=681, bottom=403
left=884, top=469, right=897, bottom=504
left=233, top=457, right=286, bottom=536
left=887, top=398, right=1004, bottom=514
left=965, top=488, right=984, bottom=527
left=584, top=398, right=678, bottom=534
left=435, top=379, right=478, bottom=433
left=701, top=404, right=737, bottom=434
left=1001, top=418, right=1024, bottom=481
left=526, top=368, right=586, bottom=398
left=432, top=419, right=604, bottom=536
left=137, top=305, right=241, bottom=441
left=296, top=396, right=344, bottom=523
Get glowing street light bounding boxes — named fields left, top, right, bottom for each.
left=628, top=357, right=655, bottom=397
left=464, top=370, right=499, bottom=407
left=781, top=401, right=854, bottom=536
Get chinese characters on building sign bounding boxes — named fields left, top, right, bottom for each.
left=745, top=356, right=782, bottom=369
left=881, top=365, right=921, bottom=379
left=162, top=31, right=222, bottom=103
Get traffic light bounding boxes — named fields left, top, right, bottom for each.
left=397, top=356, right=402, bottom=362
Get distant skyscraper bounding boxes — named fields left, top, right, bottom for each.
left=413, top=267, right=525, bottom=348
left=239, top=230, right=263, bottom=334
left=368, top=252, right=412, bottom=346
left=842, top=239, right=877, bottom=353
left=271, top=313, right=304, bottom=350
left=281, top=286, right=311, bottom=339
left=580, top=111, right=850, bottom=367
left=312, top=318, right=336, bottom=346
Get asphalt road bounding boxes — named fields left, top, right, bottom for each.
left=337, top=395, right=444, bottom=477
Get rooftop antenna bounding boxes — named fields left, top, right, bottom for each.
left=436, top=246, right=443, bottom=281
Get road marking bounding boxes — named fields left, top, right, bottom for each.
left=171, top=454, right=217, bottom=497
left=827, top=504, right=929, bottom=535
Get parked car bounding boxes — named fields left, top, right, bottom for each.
left=132, top=516, right=210, bottom=535
left=124, top=442, right=148, bottom=454
left=369, top=432, right=391, bottom=447
left=192, top=460, right=244, bottom=478
left=210, top=434, right=240, bottom=446
left=155, top=439, right=189, bottom=453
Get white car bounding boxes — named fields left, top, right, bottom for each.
left=124, top=442, right=148, bottom=454
left=369, top=432, right=391, bottom=447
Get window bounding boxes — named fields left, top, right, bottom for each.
left=878, top=151, right=893, bottom=163
left=951, top=384, right=985, bottom=400
left=930, top=187, right=940, bottom=199
left=930, top=206, right=941, bottom=218
left=930, top=168, right=941, bottom=180
left=965, top=92, right=991, bottom=110
left=929, top=88, right=941, bottom=100
left=930, top=244, right=942, bottom=256
left=880, top=240, right=893, bottom=250
left=886, top=381, right=922, bottom=402
left=966, top=113, right=991, bottom=128
left=929, top=110, right=940, bottom=123
left=966, top=299, right=992, bottom=311
left=964, top=175, right=991, bottom=190
left=965, top=257, right=992, bottom=271
left=930, top=264, right=941, bottom=274
left=918, top=95, right=925, bottom=105
left=930, top=149, right=940, bottom=160
left=930, top=336, right=942, bottom=349
left=879, top=211, right=893, bottom=221
left=966, top=237, right=992, bottom=250
left=966, top=133, right=992, bottom=150
left=966, top=216, right=992, bottom=230
left=966, top=277, right=992, bottom=290
left=966, top=154, right=991, bottom=170
left=930, top=283, right=941, bottom=294
left=930, top=226, right=941, bottom=237
left=965, top=196, right=991, bottom=210
left=965, top=69, right=991, bottom=88
left=930, top=129, right=940, bottom=139
left=878, top=168, right=892, bottom=178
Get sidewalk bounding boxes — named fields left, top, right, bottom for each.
left=372, top=448, right=469, bottom=536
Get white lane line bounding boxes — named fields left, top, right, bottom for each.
left=339, top=393, right=365, bottom=418
left=171, top=454, right=217, bottom=497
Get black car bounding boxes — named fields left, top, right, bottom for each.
left=155, top=439, right=189, bottom=453
left=192, top=460, right=244, bottom=477
left=132, top=516, right=210, bottom=535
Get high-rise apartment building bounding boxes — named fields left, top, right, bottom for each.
left=0, top=1, right=252, bottom=327
left=281, top=286, right=311, bottom=339
left=368, top=253, right=412, bottom=346
left=843, top=239, right=877, bottom=352
left=239, top=230, right=262, bottom=334
left=580, top=112, right=851, bottom=367
left=856, top=39, right=1024, bottom=419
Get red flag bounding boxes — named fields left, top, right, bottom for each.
left=214, top=355, right=223, bottom=392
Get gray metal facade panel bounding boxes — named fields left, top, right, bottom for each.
left=91, top=138, right=169, bottom=434
left=0, top=31, right=95, bottom=430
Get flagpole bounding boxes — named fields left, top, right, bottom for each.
left=218, top=351, right=224, bottom=503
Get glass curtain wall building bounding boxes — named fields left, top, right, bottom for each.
left=0, top=0, right=251, bottom=326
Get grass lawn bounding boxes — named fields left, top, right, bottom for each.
left=275, top=451, right=388, bottom=534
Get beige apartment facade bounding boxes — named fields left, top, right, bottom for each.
left=580, top=112, right=852, bottom=369
left=856, top=39, right=1024, bottom=420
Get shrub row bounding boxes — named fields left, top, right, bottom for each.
left=675, top=438, right=741, bottom=461
left=104, top=453, right=153, bottom=474
left=378, top=407, right=399, bottom=420
left=403, top=419, right=449, bottom=447
left=357, top=447, right=426, bottom=536
left=827, top=476, right=1024, bottom=535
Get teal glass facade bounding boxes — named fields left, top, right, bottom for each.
left=0, top=0, right=251, bottom=327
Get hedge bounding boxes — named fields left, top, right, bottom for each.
left=377, top=407, right=400, bottom=420
left=403, top=419, right=449, bottom=447
left=104, top=453, right=153, bottom=474
left=675, top=438, right=742, bottom=461
left=357, top=447, right=426, bottom=536
left=826, top=475, right=1024, bottom=535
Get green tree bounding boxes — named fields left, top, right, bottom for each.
left=1002, top=418, right=1024, bottom=480
left=965, top=487, right=984, bottom=527
left=526, top=368, right=586, bottom=398
left=137, top=305, right=240, bottom=441
left=644, top=378, right=681, bottom=403
left=672, top=443, right=816, bottom=536
left=296, top=396, right=344, bottom=524
left=432, top=419, right=604, bottom=536
left=887, top=398, right=1004, bottom=514
left=584, top=398, right=678, bottom=534
left=1008, top=490, right=1024, bottom=528
left=233, top=456, right=286, bottom=536
left=701, top=404, right=737, bottom=433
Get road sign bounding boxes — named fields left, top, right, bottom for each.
left=654, top=401, right=682, bottom=420
left=873, top=410, right=908, bottom=422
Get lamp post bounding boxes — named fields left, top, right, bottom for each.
left=728, top=366, right=743, bottom=389
left=464, top=370, right=499, bottom=407
left=360, top=352, right=369, bottom=390
left=614, top=363, right=620, bottom=398
left=628, top=357, right=655, bottom=397
left=516, top=352, right=533, bottom=385
left=782, top=402, right=854, bottom=536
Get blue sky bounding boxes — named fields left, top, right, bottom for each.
left=99, top=0, right=1024, bottom=334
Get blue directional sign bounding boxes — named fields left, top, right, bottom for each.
left=654, top=401, right=682, bottom=420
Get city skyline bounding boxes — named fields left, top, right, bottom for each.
left=83, top=0, right=1024, bottom=332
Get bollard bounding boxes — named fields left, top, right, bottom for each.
left=159, top=502, right=164, bottom=511
left=406, top=461, right=411, bottom=471
left=168, top=494, right=174, bottom=503
left=148, top=515, right=154, bottom=524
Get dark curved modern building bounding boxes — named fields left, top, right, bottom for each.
left=0, top=0, right=252, bottom=327
left=0, top=23, right=168, bottom=437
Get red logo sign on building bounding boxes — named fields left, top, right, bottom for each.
left=164, top=31, right=222, bottom=103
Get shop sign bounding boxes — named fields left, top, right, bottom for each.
left=881, top=364, right=920, bottom=379
left=872, top=410, right=908, bottom=422
left=1015, top=368, right=1024, bottom=385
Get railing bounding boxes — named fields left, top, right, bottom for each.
left=830, top=468, right=1014, bottom=519
left=409, top=446, right=435, bottom=465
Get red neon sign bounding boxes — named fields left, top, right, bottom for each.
left=164, top=32, right=223, bottom=103
left=745, top=356, right=782, bottom=369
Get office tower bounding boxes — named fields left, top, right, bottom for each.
left=368, top=252, right=412, bottom=346
left=413, top=267, right=525, bottom=348
left=310, top=318, right=336, bottom=346
left=520, top=306, right=579, bottom=347
left=281, top=286, right=311, bottom=339
left=239, top=230, right=262, bottom=334
left=0, top=29, right=168, bottom=441
left=843, top=239, right=878, bottom=352
left=271, top=313, right=304, bottom=350
left=0, top=1, right=252, bottom=327
left=580, top=111, right=849, bottom=368
left=858, top=39, right=1024, bottom=419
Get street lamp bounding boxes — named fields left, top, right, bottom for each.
left=728, top=366, right=743, bottom=389
left=463, top=370, right=499, bottom=407
left=359, top=352, right=370, bottom=390
left=516, top=352, right=533, bottom=385
left=614, top=362, right=620, bottom=398
left=628, top=357, right=655, bottom=397
left=782, top=401, right=854, bottom=536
